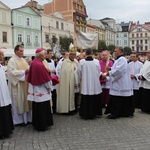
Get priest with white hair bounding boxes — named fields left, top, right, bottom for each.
left=27, top=48, right=53, bottom=131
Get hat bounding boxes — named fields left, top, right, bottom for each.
left=69, top=43, right=77, bottom=54
left=51, top=75, right=60, bottom=86
left=76, top=52, right=81, bottom=57
left=36, top=48, right=43, bottom=53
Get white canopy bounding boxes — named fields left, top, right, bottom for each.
left=1, top=49, right=36, bottom=57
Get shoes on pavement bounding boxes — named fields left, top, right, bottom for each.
left=107, top=115, right=117, bottom=119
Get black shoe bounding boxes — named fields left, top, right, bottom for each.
left=107, top=115, right=116, bottom=119
left=69, top=111, right=76, bottom=115
left=96, top=115, right=102, bottom=118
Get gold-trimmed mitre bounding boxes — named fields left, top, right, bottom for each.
left=69, top=43, right=77, bottom=54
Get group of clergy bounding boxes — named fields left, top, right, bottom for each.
left=57, top=46, right=150, bottom=120
left=1, top=44, right=150, bottom=140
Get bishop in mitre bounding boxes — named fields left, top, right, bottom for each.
left=57, top=43, right=80, bottom=114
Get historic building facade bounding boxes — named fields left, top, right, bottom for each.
left=11, top=6, right=42, bottom=51
left=100, top=18, right=116, bottom=46
left=116, top=22, right=130, bottom=47
left=42, top=12, right=74, bottom=50
left=87, top=19, right=105, bottom=41
left=129, top=22, right=150, bottom=52
left=43, top=0, right=88, bottom=33
left=0, top=1, right=12, bottom=49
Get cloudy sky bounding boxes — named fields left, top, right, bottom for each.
left=2, top=0, right=150, bottom=24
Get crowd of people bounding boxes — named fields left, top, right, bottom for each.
left=0, top=44, right=150, bottom=140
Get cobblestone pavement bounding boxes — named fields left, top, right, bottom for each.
left=1, top=109, right=150, bottom=150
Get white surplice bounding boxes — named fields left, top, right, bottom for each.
left=27, top=81, right=53, bottom=102
left=47, top=59, right=56, bottom=90
left=109, top=56, right=133, bottom=96
left=139, top=60, right=150, bottom=89
left=0, top=64, right=11, bottom=107
left=7, top=55, right=32, bottom=125
left=56, top=58, right=64, bottom=77
left=77, top=58, right=102, bottom=95
left=128, top=60, right=143, bottom=90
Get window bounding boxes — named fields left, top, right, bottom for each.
left=132, top=46, right=134, bottom=51
left=137, top=28, right=142, bottom=32
left=18, top=34, right=22, bottom=42
left=2, top=32, right=7, bottom=42
left=116, top=34, right=119, bottom=38
left=124, top=33, right=127, bottom=37
left=56, top=21, right=59, bottom=29
left=132, top=40, right=134, bottom=44
left=35, top=36, right=38, bottom=45
left=137, top=40, right=139, bottom=45
left=145, top=39, right=147, bottom=44
left=76, top=16, right=79, bottom=20
left=79, top=6, right=82, bottom=11
left=124, top=40, right=127, bottom=45
left=61, top=23, right=64, bottom=30
left=45, top=34, right=49, bottom=43
left=77, top=26, right=80, bottom=31
left=145, top=33, right=147, bottom=37
left=117, top=40, right=119, bottom=45
left=140, top=40, right=143, bottom=44
left=140, top=33, right=142, bottom=37
left=26, top=17, right=30, bottom=26
left=27, top=35, right=31, bottom=44
left=140, top=46, right=143, bottom=51
left=132, top=34, right=134, bottom=38
left=145, top=46, right=148, bottom=50
left=137, top=33, right=139, bottom=37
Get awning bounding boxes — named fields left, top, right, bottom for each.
left=1, top=49, right=36, bottom=57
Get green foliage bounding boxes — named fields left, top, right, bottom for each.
left=124, top=46, right=132, bottom=55
left=59, top=36, right=73, bottom=52
left=107, top=45, right=115, bottom=54
left=98, top=40, right=107, bottom=52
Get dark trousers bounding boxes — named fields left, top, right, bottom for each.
left=52, top=89, right=57, bottom=113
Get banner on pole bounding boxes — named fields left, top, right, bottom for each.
left=76, top=31, right=98, bottom=50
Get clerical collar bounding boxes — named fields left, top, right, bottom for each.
left=69, top=58, right=74, bottom=61
left=116, top=54, right=124, bottom=60
left=46, top=58, right=52, bottom=63
left=85, top=56, right=93, bottom=61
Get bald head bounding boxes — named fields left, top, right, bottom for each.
left=0, top=50, right=4, bottom=61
